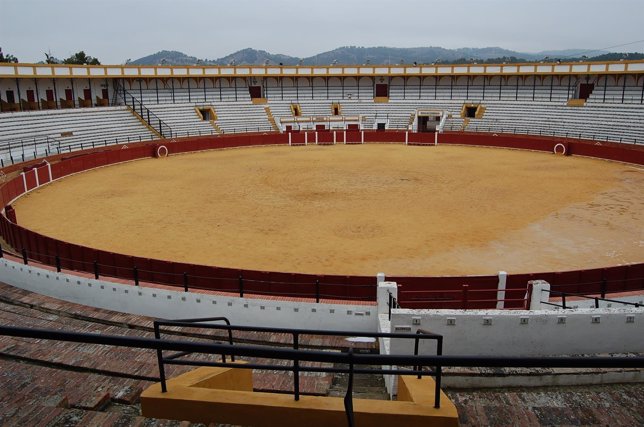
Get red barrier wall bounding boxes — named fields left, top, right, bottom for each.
left=1, top=131, right=642, bottom=307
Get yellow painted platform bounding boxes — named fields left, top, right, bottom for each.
left=141, top=364, right=459, bottom=426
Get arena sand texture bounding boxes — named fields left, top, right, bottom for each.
left=14, top=144, right=644, bottom=276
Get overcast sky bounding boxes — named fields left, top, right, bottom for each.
left=1, top=0, right=643, bottom=64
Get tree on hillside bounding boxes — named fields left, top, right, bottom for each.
left=0, top=47, right=19, bottom=63
left=44, top=51, right=59, bottom=64
left=63, top=51, right=100, bottom=65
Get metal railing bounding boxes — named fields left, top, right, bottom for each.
left=387, top=291, right=400, bottom=320
left=0, top=323, right=643, bottom=427
left=152, top=317, right=443, bottom=406
left=444, top=123, right=641, bottom=145
left=541, top=289, right=642, bottom=310
left=5, top=246, right=377, bottom=303
left=398, top=285, right=529, bottom=310
left=122, top=90, right=173, bottom=138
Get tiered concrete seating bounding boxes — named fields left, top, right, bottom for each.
left=135, top=86, right=249, bottom=104
left=459, top=101, right=644, bottom=143
left=0, top=107, right=156, bottom=162
left=210, top=101, right=273, bottom=133
left=143, top=103, right=218, bottom=137
left=588, top=86, right=644, bottom=104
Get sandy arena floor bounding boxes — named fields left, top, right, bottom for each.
left=13, top=144, right=644, bottom=276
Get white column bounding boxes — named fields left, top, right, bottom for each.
left=405, top=131, right=408, bottom=145
left=333, top=131, right=336, bottom=144
left=377, top=272, right=386, bottom=285
left=33, top=168, right=39, bottom=188
left=45, top=160, right=52, bottom=183
left=377, top=280, right=398, bottom=316
left=343, top=130, right=346, bottom=144
left=361, top=131, right=364, bottom=144
left=527, top=280, right=551, bottom=310
left=304, top=132, right=308, bottom=145
left=288, top=132, right=292, bottom=146
left=21, top=172, right=27, bottom=193
left=434, top=131, right=438, bottom=145
left=496, top=271, right=507, bottom=309
left=315, top=131, right=318, bottom=145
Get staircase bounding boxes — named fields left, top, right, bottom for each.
left=122, top=90, right=173, bottom=138
left=264, top=106, right=280, bottom=132
left=408, top=112, right=416, bottom=128
left=327, top=363, right=390, bottom=401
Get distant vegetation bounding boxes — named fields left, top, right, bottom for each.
left=0, top=47, right=18, bottom=63
left=129, top=46, right=644, bottom=66
left=4, top=46, right=643, bottom=66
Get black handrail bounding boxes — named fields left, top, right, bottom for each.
left=1, top=324, right=643, bottom=426
left=154, top=316, right=235, bottom=393
left=542, top=289, right=642, bottom=309
left=122, top=89, right=174, bottom=138
left=414, top=328, right=443, bottom=408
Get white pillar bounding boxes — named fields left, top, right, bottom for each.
left=21, top=172, right=27, bottom=193
left=333, top=131, right=336, bottom=144
left=361, top=131, right=364, bottom=144
left=527, top=280, right=551, bottom=310
left=33, top=168, right=39, bottom=188
left=377, top=272, right=386, bottom=285
left=45, top=160, right=52, bottom=183
left=315, top=131, right=318, bottom=145
left=304, top=132, right=308, bottom=145
left=377, top=280, right=398, bottom=316
left=496, top=271, right=507, bottom=309
left=405, top=131, right=408, bottom=145
left=434, top=131, right=438, bottom=145
left=288, top=132, right=292, bottom=146
left=343, top=130, right=346, bottom=144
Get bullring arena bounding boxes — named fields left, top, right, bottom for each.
left=0, top=59, right=643, bottom=426
left=13, top=143, right=644, bottom=276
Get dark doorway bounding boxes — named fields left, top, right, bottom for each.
left=64, top=89, right=73, bottom=101
left=315, top=124, right=326, bottom=131
left=376, top=122, right=386, bottom=131
left=417, top=116, right=429, bottom=132
left=102, top=88, right=109, bottom=101
left=6, top=90, right=15, bottom=103
left=26, top=90, right=35, bottom=103
left=46, top=89, right=54, bottom=102
left=578, top=83, right=594, bottom=100
left=465, top=106, right=477, bottom=118
left=248, top=85, right=262, bottom=99
left=332, top=104, right=340, bottom=115
left=83, top=88, right=91, bottom=100
left=375, top=83, right=388, bottom=97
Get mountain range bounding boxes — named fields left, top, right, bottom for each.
left=128, top=46, right=643, bottom=66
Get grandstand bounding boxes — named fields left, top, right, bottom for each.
left=0, top=60, right=643, bottom=426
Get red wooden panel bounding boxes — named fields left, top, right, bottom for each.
left=290, top=133, right=306, bottom=144
left=345, top=131, right=361, bottom=144
left=50, top=162, right=65, bottom=180
left=24, top=170, right=37, bottom=191
left=36, top=165, right=50, bottom=186
left=317, top=131, right=334, bottom=144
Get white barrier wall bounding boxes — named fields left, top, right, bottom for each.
left=390, top=308, right=644, bottom=357
left=0, top=257, right=377, bottom=332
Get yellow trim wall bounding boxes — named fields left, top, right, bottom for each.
left=141, top=366, right=459, bottom=427
left=2, top=60, right=643, bottom=79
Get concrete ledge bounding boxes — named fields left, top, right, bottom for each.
left=141, top=366, right=458, bottom=427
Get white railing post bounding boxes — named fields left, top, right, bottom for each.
left=527, top=280, right=551, bottom=310
left=496, top=271, right=507, bottom=309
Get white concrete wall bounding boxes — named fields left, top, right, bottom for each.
left=0, top=257, right=376, bottom=332
left=390, top=308, right=644, bottom=357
